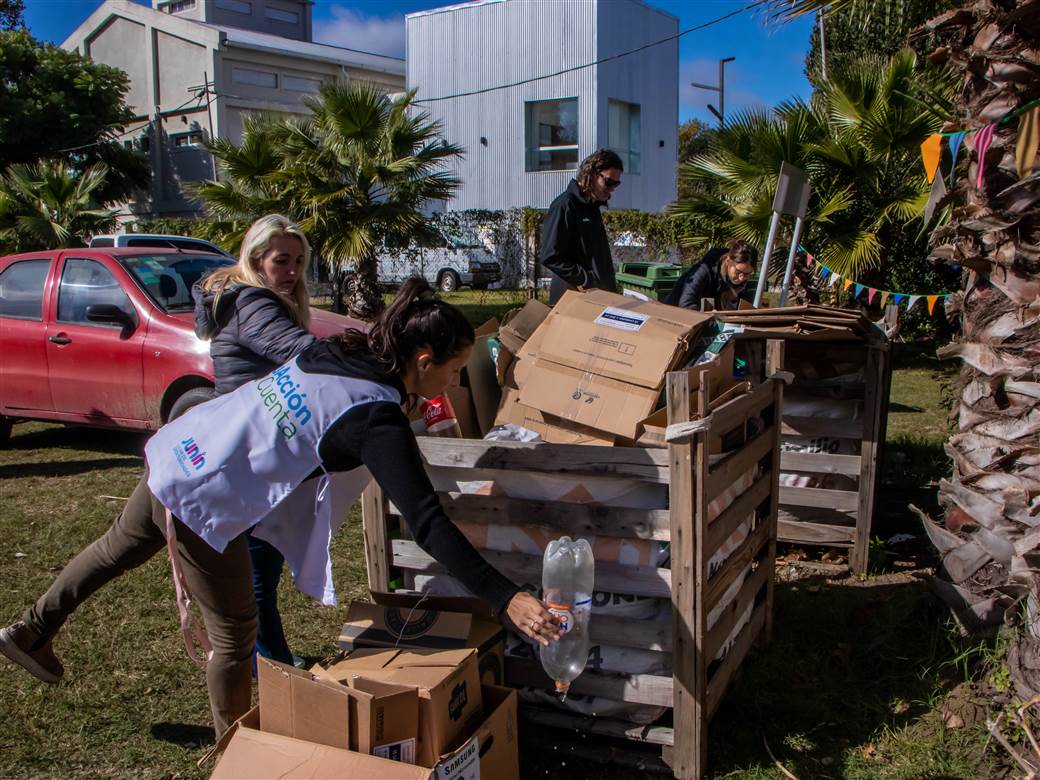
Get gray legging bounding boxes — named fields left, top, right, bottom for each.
left=23, top=469, right=257, bottom=738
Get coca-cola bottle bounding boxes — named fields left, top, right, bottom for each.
left=419, top=395, right=463, bottom=438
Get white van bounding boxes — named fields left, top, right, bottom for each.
left=376, top=227, right=501, bottom=292
left=89, top=234, right=234, bottom=259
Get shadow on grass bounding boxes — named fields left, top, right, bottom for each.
left=0, top=457, right=141, bottom=479
left=7, top=424, right=147, bottom=456
left=149, top=722, right=214, bottom=749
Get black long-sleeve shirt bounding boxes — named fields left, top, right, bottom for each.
left=298, top=339, right=520, bottom=615
left=539, top=179, right=616, bottom=305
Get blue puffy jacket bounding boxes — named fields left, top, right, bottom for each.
left=193, top=281, right=315, bottom=396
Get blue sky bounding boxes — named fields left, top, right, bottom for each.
left=25, top=0, right=814, bottom=125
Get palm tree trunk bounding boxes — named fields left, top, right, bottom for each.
left=346, top=253, right=385, bottom=321
left=920, top=0, right=1040, bottom=698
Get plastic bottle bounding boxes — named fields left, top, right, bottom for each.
left=538, top=535, right=594, bottom=700
left=419, top=395, right=462, bottom=438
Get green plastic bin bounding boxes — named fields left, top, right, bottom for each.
left=615, top=261, right=683, bottom=301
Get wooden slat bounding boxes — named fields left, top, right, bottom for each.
left=705, top=603, right=767, bottom=720
left=708, top=378, right=776, bottom=437
left=763, top=344, right=784, bottom=646
left=589, top=615, right=673, bottom=653
left=388, top=492, right=671, bottom=541
left=704, top=563, right=768, bottom=661
left=852, top=346, right=885, bottom=575
left=706, top=426, right=775, bottom=500
left=779, top=450, right=862, bottom=476
left=781, top=415, right=863, bottom=439
left=391, top=539, right=673, bottom=599
left=779, top=485, right=859, bottom=512
left=504, top=657, right=673, bottom=707
left=704, top=517, right=770, bottom=612
left=520, top=708, right=674, bottom=746
left=667, top=369, right=703, bottom=780
left=778, top=517, right=856, bottom=545
left=704, top=470, right=772, bottom=559
left=416, top=437, right=669, bottom=482
left=360, top=483, right=390, bottom=592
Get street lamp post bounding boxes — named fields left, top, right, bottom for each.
left=690, top=56, right=735, bottom=127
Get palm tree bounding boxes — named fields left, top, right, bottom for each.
left=193, top=84, right=462, bottom=318
left=0, top=160, right=117, bottom=251
left=672, top=49, right=951, bottom=281
left=768, top=0, right=1040, bottom=698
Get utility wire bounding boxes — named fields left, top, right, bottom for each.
left=414, top=0, right=767, bottom=104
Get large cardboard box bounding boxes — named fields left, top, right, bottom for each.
left=496, top=385, right=616, bottom=446
left=441, top=684, right=519, bottom=780
left=338, top=597, right=506, bottom=686
left=210, top=708, right=433, bottom=780
left=258, top=656, right=419, bottom=760
left=517, top=290, right=710, bottom=438
left=498, top=299, right=551, bottom=354
left=319, top=648, right=483, bottom=768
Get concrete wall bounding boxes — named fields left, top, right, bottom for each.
left=85, top=16, right=150, bottom=114
left=154, top=0, right=311, bottom=41
left=156, top=29, right=210, bottom=108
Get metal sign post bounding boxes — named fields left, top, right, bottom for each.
left=753, top=161, right=810, bottom=308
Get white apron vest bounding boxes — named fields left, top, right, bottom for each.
left=145, top=357, right=399, bottom=604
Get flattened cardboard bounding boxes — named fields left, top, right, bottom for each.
left=498, top=299, right=551, bottom=354
left=466, top=335, right=501, bottom=436
left=445, top=385, right=481, bottom=439
left=210, top=710, right=433, bottom=780
left=321, top=648, right=483, bottom=768
left=522, top=289, right=710, bottom=388
left=258, top=657, right=419, bottom=759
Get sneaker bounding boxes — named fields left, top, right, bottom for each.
left=0, top=622, right=63, bottom=683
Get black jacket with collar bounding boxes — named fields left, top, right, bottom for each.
left=539, top=179, right=616, bottom=304
left=665, top=247, right=749, bottom=310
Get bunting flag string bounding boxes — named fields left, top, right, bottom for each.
left=803, top=250, right=953, bottom=315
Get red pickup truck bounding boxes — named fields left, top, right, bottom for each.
left=0, top=248, right=353, bottom=445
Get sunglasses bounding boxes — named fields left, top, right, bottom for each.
left=599, top=173, right=621, bottom=189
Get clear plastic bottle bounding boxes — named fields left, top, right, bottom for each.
left=538, top=536, right=594, bottom=700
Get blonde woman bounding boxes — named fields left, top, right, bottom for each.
left=193, top=215, right=317, bottom=668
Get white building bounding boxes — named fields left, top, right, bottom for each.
left=62, top=0, right=405, bottom=217
left=406, top=0, right=679, bottom=213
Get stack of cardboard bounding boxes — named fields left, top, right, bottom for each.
left=715, top=304, right=882, bottom=343
left=211, top=646, right=519, bottom=779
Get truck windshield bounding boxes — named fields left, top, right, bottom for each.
left=120, top=253, right=234, bottom=312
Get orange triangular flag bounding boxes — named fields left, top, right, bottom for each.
left=1016, top=106, right=1039, bottom=178
left=921, top=134, right=942, bottom=182
left=843, top=278, right=853, bottom=291
left=927, top=295, right=939, bottom=315
left=880, top=291, right=890, bottom=308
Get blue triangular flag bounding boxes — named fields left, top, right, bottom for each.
left=893, top=293, right=906, bottom=305
left=821, top=268, right=830, bottom=280
left=948, top=131, right=966, bottom=185
left=854, top=283, right=865, bottom=298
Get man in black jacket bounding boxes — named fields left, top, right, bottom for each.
left=540, top=149, right=623, bottom=305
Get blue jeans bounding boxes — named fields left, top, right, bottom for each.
left=247, top=533, right=293, bottom=666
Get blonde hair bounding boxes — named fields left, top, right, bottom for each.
left=200, top=214, right=311, bottom=328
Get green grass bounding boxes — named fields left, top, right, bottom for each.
left=0, top=325, right=999, bottom=778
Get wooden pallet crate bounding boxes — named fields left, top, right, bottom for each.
left=772, top=338, right=892, bottom=575
left=361, top=352, right=786, bottom=779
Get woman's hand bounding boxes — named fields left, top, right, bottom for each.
left=505, top=592, right=561, bottom=647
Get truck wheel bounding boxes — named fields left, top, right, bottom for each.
left=168, top=387, right=215, bottom=422
left=0, top=415, right=12, bottom=447
left=438, top=271, right=460, bottom=293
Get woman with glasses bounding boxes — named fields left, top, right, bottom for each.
left=664, top=240, right=759, bottom=311
left=540, top=148, right=624, bottom=305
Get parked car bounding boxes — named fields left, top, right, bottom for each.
left=377, top=226, right=500, bottom=292
left=89, top=233, right=234, bottom=258
left=0, top=248, right=354, bottom=444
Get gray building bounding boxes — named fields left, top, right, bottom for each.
left=406, top=0, right=679, bottom=213
left=63, top=0, right=406, bottom=218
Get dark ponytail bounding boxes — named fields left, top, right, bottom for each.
left=336, top=277, right=475, bottom=373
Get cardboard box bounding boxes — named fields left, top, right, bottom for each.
left=517, top=290, right=710, bottom=438
left=495, top=385, right=616, bottom=446
left=319, top=648, right=483, bottom=768
left=498, top=299, right=551, bottom=354
left=210, top=708, right=433, bottom=780
left=466, top=335, right=501, bottom=436
left=258, top=657, right=419, bottom=760
left=445, top=384, right=481, bottom=439
left=443, top=684, right=519, bottom=780
left=338, top=597, right=506, bottom=686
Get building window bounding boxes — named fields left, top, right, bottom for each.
left=161, top=0, right=196, bottom=13
left=265, top=6, right=299, bottom=23
left=608, top=100, right=641, bottom=175
left=525, top=98, right=578, bottom=172
left=232, top=66, right=277, bottom=88
left=172, top=131, right=204, bottom=148
left=216, top=0, right=251, bottom=14
left=283, top=75, right=321, bottom=93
